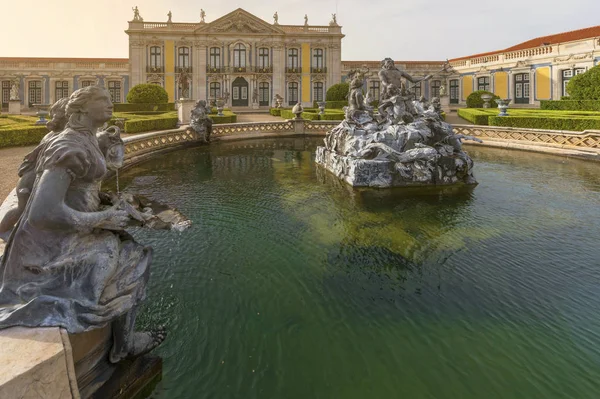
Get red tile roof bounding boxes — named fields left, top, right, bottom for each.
left=449, top=25, right=600, bottom=61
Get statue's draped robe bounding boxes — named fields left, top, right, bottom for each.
left=0, top=129, right=151, bottom=334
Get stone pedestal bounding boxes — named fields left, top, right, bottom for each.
left=8, top=100, right=21, bottom=115
left=440, top=96, right=450, bottom=114
left=252, top=102, right=259, bottom=110
left=177, top=99, right=196, bottom=125
left=287, top=118, right=305, bottom=134
left=0, top=327, right=79, bottom=399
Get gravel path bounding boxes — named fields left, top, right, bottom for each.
left=0, top=145, right=35, bottom=202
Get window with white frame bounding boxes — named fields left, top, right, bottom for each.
left=108, top=81, right=121, bottom=103
left=28, top=81, right=42, bottom=106
left=210, top=82, right=221, bottom=99
left=288, top=82, right=298, bottom=105
left=259, top=82, right=269, bottom=105
left=477, top=76, right=490, bottom=91
left=369, top=80, right=380, bottom=101
left=150, top=46, right=162, bottom=68
left=411, top=82, right=421, bottom=98
left=178, top=47, right=190, bottom=69
left=233, top=44, right=246, bottom=69
left=313, top=82, right=324, bottom=102
left=81, top=80, right=95, bottom=88
left=209, top=47, right=220, bottom=69
left=431, top=80, right=441, bottom=98
left=288, top=49, right=299, bottom=70
left=55, top=81, right=69, bottom=100
left=258, top=48, right=269, bottom=69
left=562, top=68, right=586, bottom=97
left=312, top=48, right=323, bottom=70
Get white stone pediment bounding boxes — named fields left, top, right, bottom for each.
left=195, top=8, right=284, bottom=35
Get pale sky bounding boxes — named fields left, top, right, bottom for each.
left=2, top=0, right=599, bottom=61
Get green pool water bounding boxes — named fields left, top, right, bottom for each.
left=115, top=138, right=600, bottom=399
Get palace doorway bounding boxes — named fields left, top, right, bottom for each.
left=232, top=77, right=248, bottom=107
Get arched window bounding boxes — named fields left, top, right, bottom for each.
left=287, top=49, right=299, bottom=71
left=210, top=82, right=221, bottom=99
left=313, top=82, right=324, bottom=102
left=233, top=44, right=246, bottom=69
left=258, top=48, right=269, bottom=69
left=288, top=82, right=298, bottom=105
left=312, top=49, right=324, bottom=71
left=178, top=47, right=190, bottom=69
left=259, top=82, right=269, bottom=106
left=150, top=46, right=162, bottom=69
left=210, top=47, right=221, bottom=69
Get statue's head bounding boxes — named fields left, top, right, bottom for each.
left=97, top=126, right=124, bottom=170
left=46, top=97, right=69, bottom=132
left=381, top=58, right=395, bottom=70
left=66, top=86, right=113, bottom=130
left=196, top=100, right=207, bottom=108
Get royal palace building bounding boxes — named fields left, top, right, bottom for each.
left=1, top=7, right=599, bottom=112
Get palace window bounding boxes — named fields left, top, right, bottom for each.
left=28, top=81, right=42, bottom=106
left=178, top=47, right=190, bottom=69
left=477, top=76, right=490, bottom=91
left=411, top=82, right=422, bottom=98
left=369, top=81, right=380, bottom=101
left=312, top=48, right=323, bottom=70
left=514, top=73, right=530, bottom=104
left=233, top=44, right=246, bottom=69
left=449, top=79, right=459, bottom=104
left=2, top=81, right=11, bottom=105
left=313, top=82, right=324, bottom=102
left=288, top=82, right=298, bottom=105
left=562, top=68, right=586, bottom=97
left=259, top=82, right=269, bottom=106
left=209, top=82, right=221, bottom=99
left=55, top=81, right=69, bottom=100
left=209, top=47, right=221, bottom=69
left=258, top=48, right=269, bottom=69
left=288, top=48, right=299, bottom=70
left=431, top=80, right=441, bottom=98
left=150, top=46, right=162, bottom=68
left=108, top=81, right=121, bottom=103
left=81, top=80, right=95, bottom=88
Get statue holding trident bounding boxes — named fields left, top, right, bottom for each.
left=132, top=6, right=143, bottom=21
left=379, top=58, right=432, bottom=101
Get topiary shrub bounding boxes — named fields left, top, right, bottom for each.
left=466, top=90, right=500, bottom=108
left=126, top=84, right=169, bottom=104
left=326, top=83, right=349, bottom=101
left=566, top=65, right=600, bottom=100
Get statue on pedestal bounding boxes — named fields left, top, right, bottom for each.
left=188, top=100, right=213, bottom=143
left=9, top=82, right=19, bottom=101
left=167, top=10, right=172, bottom=23
left=0, top=86, right=165, bottom=363
left=177, top=68, right=190, bottom=99
left=252, top=88, right=259, bottom=104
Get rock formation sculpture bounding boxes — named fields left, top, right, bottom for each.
left=315, top=58, right=481, bottom=188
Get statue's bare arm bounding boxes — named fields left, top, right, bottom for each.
left=28, top=168, right=129, bottom=232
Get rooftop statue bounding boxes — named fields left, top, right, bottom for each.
left=200, top=9, right=206, bottom=23
left=167, top=10, right=172, bottom=23
left=273, top=11, right=279, bottom=25
left=0, top=86, right=165, bottom=363
left=315, top=57, right=481, bottom=188
left=132, top=6, right=143, bottom=21
left=304, top=14, right=308, bottom=26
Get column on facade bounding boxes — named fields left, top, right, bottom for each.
left=195, top=43, right=207, bottom=100
left=129, top=40, right=146, bottom=87
left=272, top=44, right=285, bottom=106
left=329, top=44, right=342, bottom=85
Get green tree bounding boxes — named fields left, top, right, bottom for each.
left=126, top=83, right=169, bottom=104
left=566, top=65, right=600, bottom=100
left=326, top=82, right=349, bottom=101
left=466, top=90, right=500, bottom=108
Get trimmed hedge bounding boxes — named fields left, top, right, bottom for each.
left=488, top=115, right=600, bottom=131
left=208, top=111, right=237, bottom=124
left=122, top=115, right=178, bottom=133
left=457, top=108, right=494, bottom=125
left=270, top=108, right=282, bottom=116
left=113, top=103, right=174, bottom=112
left=540, top=100, right=600, bottom=111
left=0, top=125, right=49, bottom=147
left=565, top=65, right=600, bottom=100
left=466, top=90, right=500, bottom=108
left=126, top=84, right=169, bottom=104
left=324, top=101, right=347, bottom=109
left=319, top=112, right=345, bottom=121
left=326, top=83, right=349, bottom=101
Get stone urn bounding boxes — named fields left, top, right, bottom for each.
left=291, top=103, right=304, bottom=119
left=481, top=93, right=493, bottom=108
left=35, top=105, right=49, bottom=125
left=216, top=99, right=225, bottom=116
left=497, top=99, right=511, bottom=116
left=317, top=101, right=326, bottom=115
